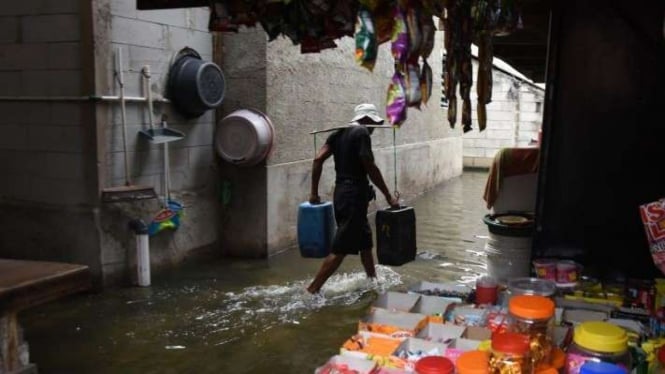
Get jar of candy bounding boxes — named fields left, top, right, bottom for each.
left=507, top=295, right=555, bottom=370
left=490, top=332, right=530, bottom=374
left=566, top=321, right=632, bottom=374
left=415, top=356, right=455, bottom=374
left=457, top=350, right=490, bottom=374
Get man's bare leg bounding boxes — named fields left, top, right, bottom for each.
left=307, top=253, right=346, bottom=294
left=360, top=249, right=376, bottom=278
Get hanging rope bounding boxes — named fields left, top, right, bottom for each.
left=393, top=127, right=400, bottom=199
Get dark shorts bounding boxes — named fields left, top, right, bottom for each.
left=332, top=182, right=373, bottom=255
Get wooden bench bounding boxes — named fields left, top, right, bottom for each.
left=0, top=259, right=91, bottom=374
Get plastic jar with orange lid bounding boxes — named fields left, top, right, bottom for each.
left=490, top=332, right=530, bottom=374
left=415, top=356, right=455, bottom=374
left=507, top=295, right=555, bottom=370
left=457, top=350, right=490, bottom=374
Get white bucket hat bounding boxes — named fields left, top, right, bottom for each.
left=350, top=103, right=384, bottom=124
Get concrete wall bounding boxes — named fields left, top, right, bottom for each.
left=97, top=1, right=218, bottom=284
left=0, top=1, right=103, bottom=279
left=462, top=68, right=545, bottom=168
left=221, top=25, right=464, bottom=256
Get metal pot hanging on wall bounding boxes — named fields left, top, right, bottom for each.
left=167, top=47, right=225, bottom=118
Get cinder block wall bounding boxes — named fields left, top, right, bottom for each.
left=0, top=1, right=220, bottom=285
left=97, top=2, right=218, bottom=284
left=0, top=1, right=103, bottom=278
left=462, top=69, right=545, bottom=169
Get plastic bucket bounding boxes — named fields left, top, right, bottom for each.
left=556, top=260, right=581, bottom=285
left=533, top=259, right=557, bottom=281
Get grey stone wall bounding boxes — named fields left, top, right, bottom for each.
left=263, top=28, right=464, bottom=254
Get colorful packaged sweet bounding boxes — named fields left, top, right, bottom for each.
left=420, top=60, right=433, bottom=105
left=640, top=198, right=665, bottom=276
left=391, top=5, right=409, bottom=66
left=405, top=4, right=422, bottom=61
left=355, top=7, right=378, bottom=71
left=386, top=71, right=408, bottom=126
left=405, top=63, right=422, bottom=108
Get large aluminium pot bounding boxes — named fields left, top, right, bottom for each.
left=214, top=109, right=274, bottom=167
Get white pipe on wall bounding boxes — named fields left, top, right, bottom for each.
left=136, top=231, right=151, bottom=287
left=0, top=95, right=170, bottom=103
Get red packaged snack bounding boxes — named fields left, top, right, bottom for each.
left=640, top=198, right=665, bottom=275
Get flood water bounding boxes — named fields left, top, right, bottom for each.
left=21, top=171, right=490, bottom=374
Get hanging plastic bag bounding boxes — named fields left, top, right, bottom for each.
left=419, top=14, right=436, bottom=59
left=405, top=63, right=422, bottom=108
left=355, top=7, right=378, bottom=71
left=391, top=5, right=409, bottom=67
left=209, top=3, right=239, bottom=32
left=640, top=198, right=665, bottom=276
left=374, top=2, right=395, bottom=44
left=386, top=71, right=408, bottom=126
left=420, top=60, right=433, bottom=105
left=405, top=3, right=422, bottom=61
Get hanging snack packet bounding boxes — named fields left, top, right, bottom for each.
left=405, top=4, right=422, bottom=61
left=209, top=3, right=239, bottom=32
left=355, top=7, right=378, bottom=71
left=420, top=60, right=433, bottom=105
left=405, top=63, right=422, bottom=108
left=374, top=1, right=395, bottom=44
left=419, top=14, right=436, bottom=59
left=391, top=5, right=409, bottom=66
left=386, top=71, right=408, bottom=126
left=640, top=198, right=665, bottom=276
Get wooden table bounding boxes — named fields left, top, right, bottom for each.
left=0, top=259, right=90, bottom=374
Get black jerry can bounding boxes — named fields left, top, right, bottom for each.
left=376, top=206, right=416, bottom=266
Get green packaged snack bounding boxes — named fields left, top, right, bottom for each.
left=355, top=7, right=378, bottom=71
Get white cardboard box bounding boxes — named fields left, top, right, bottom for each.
left=358, top=309, right=429, bottom=338
left=408, top=281, right=472, bottom=302
left=411, top=295, right=455, bottom=319
left=415, top=323, right=465, bottom=344
left=315, top=355, right=378, bottom=374
left=373, top=292, right=421, bottom=313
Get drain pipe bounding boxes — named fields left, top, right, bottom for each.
left=0, top=95, right=170, bottom=103
left=129, top=219, right=151, bottom=287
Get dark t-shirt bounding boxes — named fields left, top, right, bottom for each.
left=325, top=125, right=374, bottom=184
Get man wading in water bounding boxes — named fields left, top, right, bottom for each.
left=307, top=103, right=399, bottom=295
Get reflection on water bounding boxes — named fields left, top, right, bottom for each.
left=21, top=171, right=489, bottom=374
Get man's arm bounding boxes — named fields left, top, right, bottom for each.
left=309, top=144, right=333, bottom=204
left=362, top=159, right=399, bottom=208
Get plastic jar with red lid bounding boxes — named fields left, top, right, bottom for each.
left=415, top=356, right=455, bottom=374
left=490, top=332, right=530, bottom=374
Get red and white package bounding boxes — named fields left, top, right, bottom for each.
left=640, top=198, right=665, bottom=275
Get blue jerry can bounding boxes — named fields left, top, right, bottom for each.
left=297, top=201, right=335, bottom=258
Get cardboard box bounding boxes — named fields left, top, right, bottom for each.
left=358, top=309, right=429, bottom=338
left=463, top=326, right=492, bottom=341
left=340, top=331, right=404, bottom=368
left=416, top=323, right=465, bottom=344
left=315, top=355, right=378, bottom=374
left=408, top=281, right=472, bottom=302
left=444, top=338, right=483, bottom=364
left=372, top=292, right=421, bottom=313
left=448, top=306, right=487, bottom=326
left=411, top=295, right=455, bottom=323
left=392, top=337, right=448, bottom=372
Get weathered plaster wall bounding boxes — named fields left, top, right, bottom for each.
left=263, top=30, right=464, bottom=254
left=462, top=68, right=545, bottom=168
